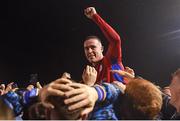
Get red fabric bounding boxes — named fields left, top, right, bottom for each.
left=92, top=14, right=125, bottom=84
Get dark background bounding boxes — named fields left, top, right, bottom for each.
left=1, top=0, right=180, bottom=87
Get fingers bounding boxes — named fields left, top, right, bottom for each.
left=125, top=66, right=131, bottom=70
left=82, top=68, right=86, bottom=81
left=125, top=66, right=135, bottom=76
left=111, top=69, right=134, bottom=79
left=86, top=65, right=90, bottom=74
left=44, top=83, right=74, bottom=97
left=0, top=84, right=5, bottom=90
left=125, top=66, right=134, bottom=72
left=111, top=70, right=125, bottom=76
left=26, top=84, right=34, bottom=91
left=84, top=8, right=91, bottom=15
left=84, top=7, right=97, bottom=19
left=46, top=88, right=66, bottom=97
left=65, top=88, right=84, bottom=97
left=84, top=65, right=96, bottom=76
left=39, top=79, right=75, bottom=104
left=5, top=82, right=14, bottom=92
left=82, top=65, right=97, bottom=86
left=85, top=7, right=96, bottom=14
left=92, top=67, right=97, bottom=74
left=54, top=78, right=72, bottom=84
left=0, top=84, right=6, bottom=95
left=12, top=88, right=19, bottom=92
left=67, top=83, right=85, bottom=89
left=50, top=83, right=74, bottom=91
left=61, top=72, right=71, bottom=79
left=67, top=98, right=90, bottom=111
left=87, top=65, right=96, bottom=74
left=85, top=7, right=91, bottom=13
left=36, top=82, right=42, bottom=89
left=64, top=92, right=88, bottom=105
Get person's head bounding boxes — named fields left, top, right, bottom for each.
left=47, top=96, right=82, bottom=120
left=28, top=102, right=47, bottom=120
left=169, top=68, right=180, bottom=96
left=120, top=78, right=162, bottom=119
left=170, top=68, right=180, bottom=88
left=84, top=36, right=104, bottom=65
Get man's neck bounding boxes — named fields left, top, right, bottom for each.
left=92, top=57, right=104, bottom=67
left=170, top=94, right=180, bottom=112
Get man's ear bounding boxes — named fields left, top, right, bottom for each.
left=101, top=46, right=104, bottom=52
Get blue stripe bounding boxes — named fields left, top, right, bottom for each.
left=111, top=63, right=124, bottom=83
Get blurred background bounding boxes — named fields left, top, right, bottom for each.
left=1, top=0, right=180, bottom=87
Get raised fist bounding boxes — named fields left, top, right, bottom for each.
left=84, top=7, right=97, bottom=19
left=82, top=65, right=97, bottom=86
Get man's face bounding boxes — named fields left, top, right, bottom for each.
left=170, top=76, right=180, bottom=94
left=84, top=39, right=103, bottom=64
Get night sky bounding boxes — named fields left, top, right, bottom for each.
left=2, top=0, right=180, bottom=87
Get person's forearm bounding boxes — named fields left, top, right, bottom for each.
left=92, top=14, right=121, bottom=44
left=94, top=83, right=122, bottom=103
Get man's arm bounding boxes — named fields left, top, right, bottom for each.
left=64, top=82, right=124, bottom=116
left=84, top=7, right=122, bottom=62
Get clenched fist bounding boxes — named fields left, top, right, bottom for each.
left=84, top=7, right=97, bottom=19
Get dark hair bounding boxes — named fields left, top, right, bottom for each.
left=47, top=96, right=82, bottom=120
left=84, top=35, right=102, bottom=44
left=28, top=102, right=47, bottom=120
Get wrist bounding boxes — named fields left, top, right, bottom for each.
left=93, top=84, right=106, bottom=102
left=91, top=87, right=98, bottom=102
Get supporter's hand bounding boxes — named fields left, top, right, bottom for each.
left=112, top=81, right=126, bottom=93
left=125, top=66, right=135, bottom=77
left=62, top=72, right=71, bottom=79
left=39, top=78, right=73, bottom=109
left=111, top=69, right=135, bottom=79
left=82, top=65, right=97, bottom=86
left=26, top=84, right=34, bottom=91
left=84, top=7, right=97, bottom=19
left=0, top=84, right=5, bottom=95
left=4, top=82, right=18, bottom=94
left=36, top=82, right=42, bottom=89
left=64, top=83, right=98, bottom=117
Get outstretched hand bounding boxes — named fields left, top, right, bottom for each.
left=111, top=66, right=135, bottom=80
left=64, top=83, right=98, bottom=117
left=39, top=78, right=73, bottom=109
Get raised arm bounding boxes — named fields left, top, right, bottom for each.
left=84, top=7, right=122, bottom=61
